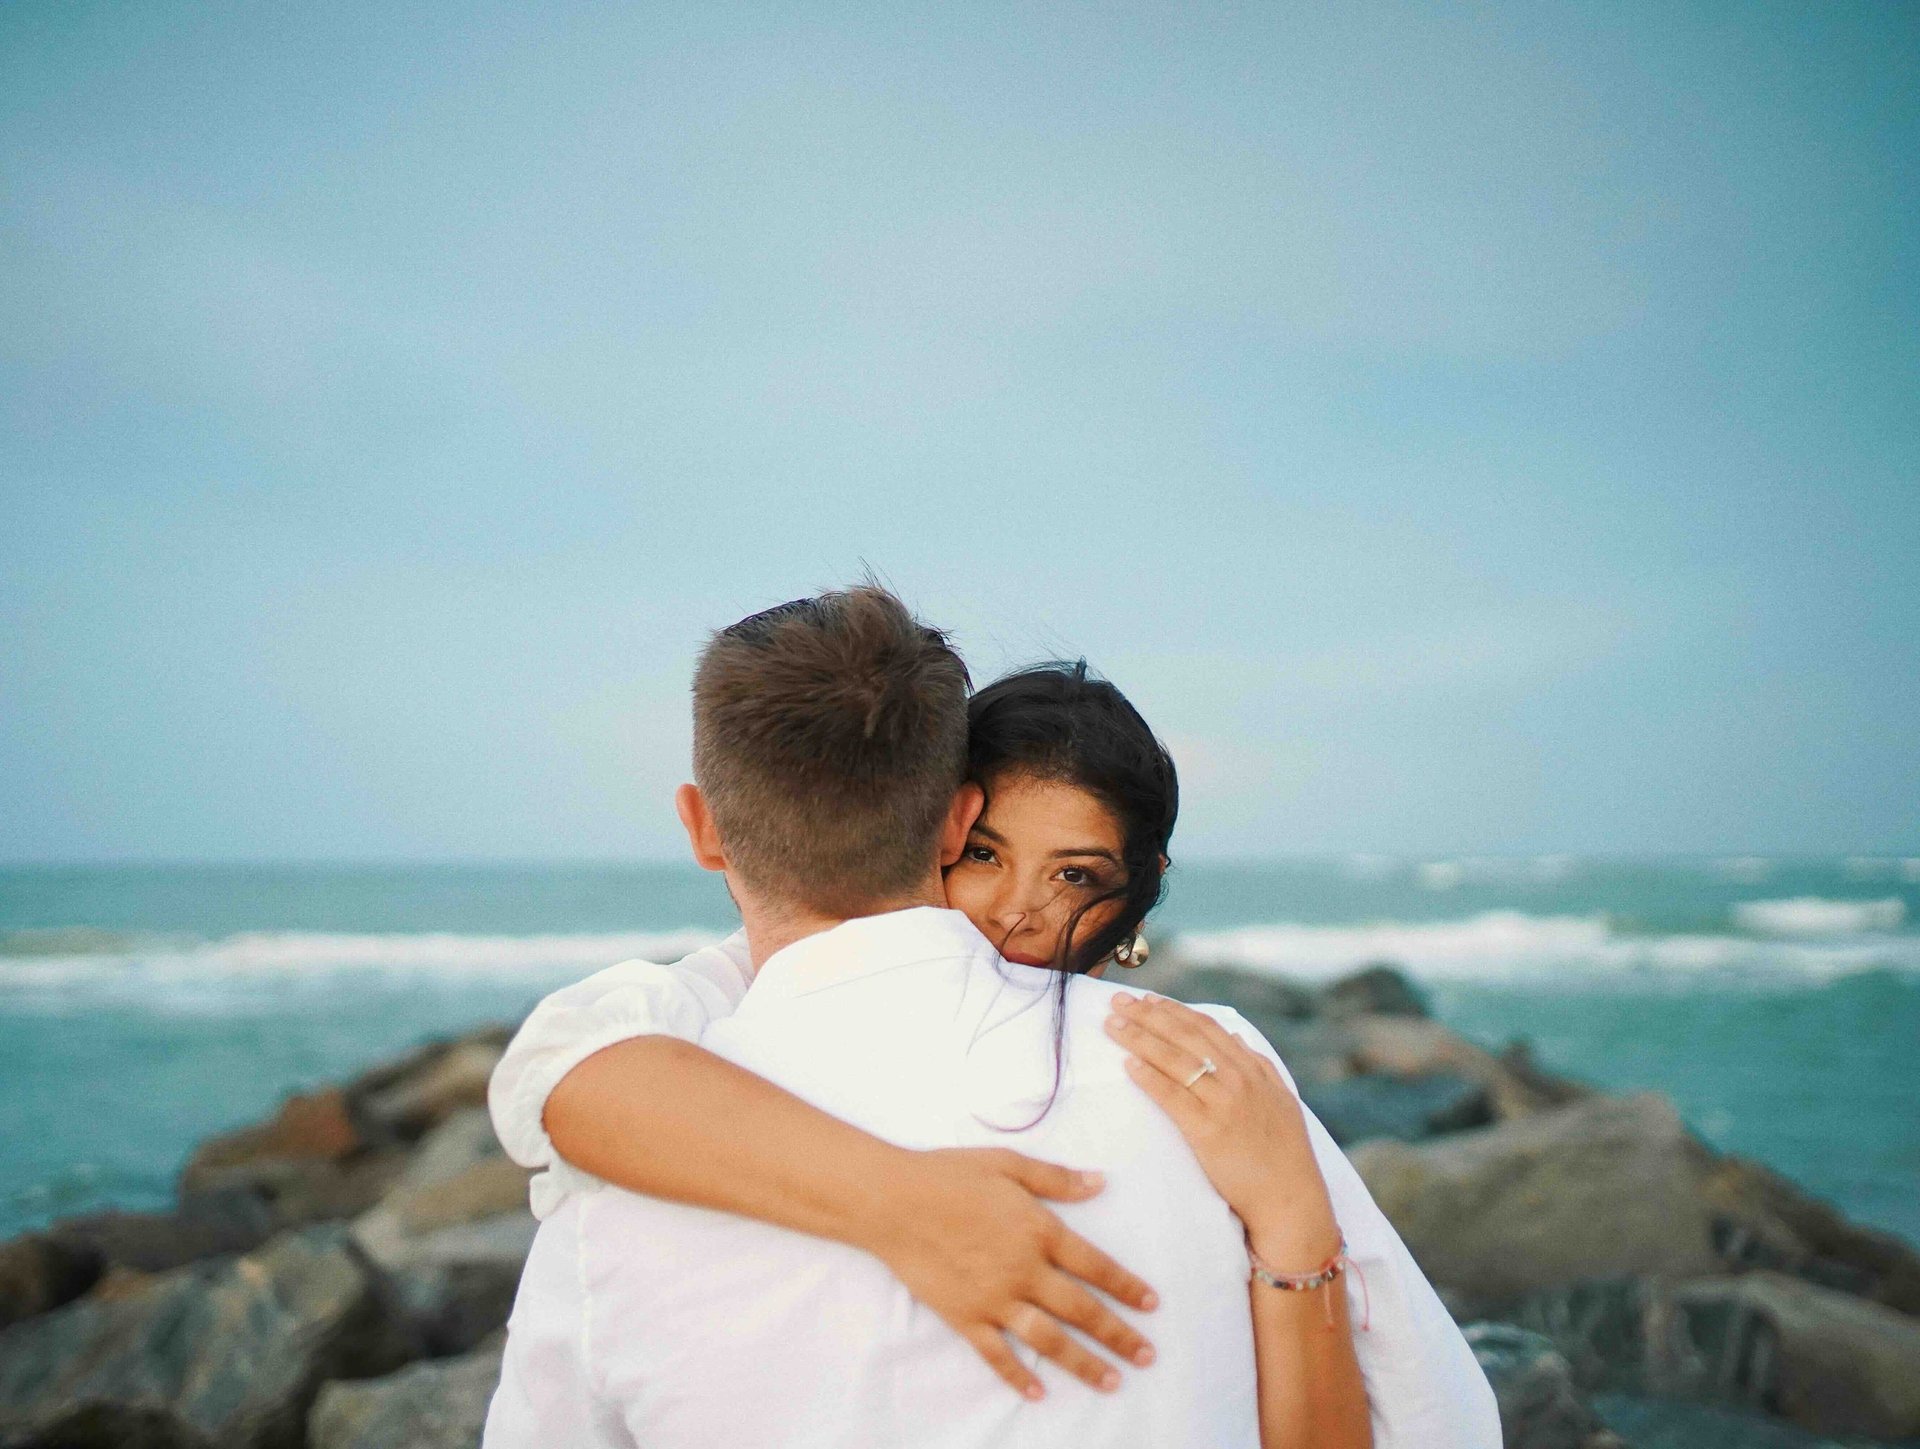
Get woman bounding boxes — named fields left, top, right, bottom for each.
left=492, top=663, right=1493, bottom=1447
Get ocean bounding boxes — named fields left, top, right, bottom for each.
left=3, top=857, right=1917, bottom=1247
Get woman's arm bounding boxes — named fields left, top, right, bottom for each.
left=490, top=939, right=1161, bottom=1400
left=1105, top=992, right=1373, bottom=1449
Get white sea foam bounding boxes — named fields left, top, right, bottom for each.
left=1731, top=897, right=1907, bottom=936
left=1173, top=910, right=1920, bottom=984
left=1842, top=858, right=1920, bottom=883
left=4, top=907, right=1917, bottom=1008
left=0, top=928, right=723, bottom=998
left=1409, top=857, right=1582, bottom=890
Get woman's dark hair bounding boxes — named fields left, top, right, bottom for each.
left=961, top=660, right=1179, bottom=1122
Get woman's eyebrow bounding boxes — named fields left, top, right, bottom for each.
left=1050, top=847, right=1122, bottom=865
left=970, top=822, right=1008, bottom=843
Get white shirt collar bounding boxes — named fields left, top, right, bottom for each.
left=740, top=906, right=991, bottom=1009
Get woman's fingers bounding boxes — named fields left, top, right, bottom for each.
left=1032, top=1268, right=1156, bottom=1367
left=963, top=1325, right=1044, bottom=1401
left=1120, top=1053, right=1208, bottom=1133
left=1046, top=1219, right=1160, bottom=1313
left=1104, top=1003, right=1212, bottom=1092
left=1001, top=1304, right=1123, bottom=1395
left=1115, top=993, right=1249, bottom=1070
left=998, top=1150, right=1107, bottom=1203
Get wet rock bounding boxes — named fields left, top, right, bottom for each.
left=1697, top=1154, right=1920, bottom=1316
left=1397, top=1086, right=1920, bottom=1320
left=353, top=1038, right=506, bottom=1144
left=1259, top=1017, right=1362, bottom=1086
left=180, top=1088, right=361, bottom=1196
left=1495, top=1038, right=1594, bottom=1113
left=1464, top=1322, right=1624, bottom=1449
left=1351, top=1092, right=1724, bottom=1306
left=1299, top=1072, right=1492, bottom=1146
left=388, top=1157, right=529, bottom=1238
left=383, top=1213, right=539, bottom=1354
left=0, top=1232, right=101, bottom=1329
left=1490, top=1277, right=1652, bottom=1392
left=1344, top=1015, right=1592, bottom=1120
left=47, top=1184, right=279, bottom=1274
left=1167, top=964, right=1319, bottom=1023
left=1320, top=962, right=1432, bottom=1019
left=351, top=1109, right=528, bottom=1266
left=1496, top=1271, right=1920, bottom=1441
left=1668, top=1272, right=1920, bottom=1440
left=391, top=1108, right=505, bottom=1190
left=309, top=1337, right=504, bottom=1449
left=121, top=1081, right=412, bottom=1261
left=1592, top=1392, right=1876, bottom=1449
left=0, top=1224, right=410, bottom=1448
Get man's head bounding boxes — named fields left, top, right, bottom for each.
left=677, top=584, right=974, bottom=919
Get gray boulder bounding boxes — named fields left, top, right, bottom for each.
left=1463, top=1322, right=1623, bottom=1449
left=1165, top=964, right=1319, bottom=1024
left=0, top=1231, right=101, bottom=1330
left=181, top=1087, right=362, bottom=1195
left=1344, top=1014, right=1591, bottom=1120
left=1696, top=1153, right=1920, bottom=1316
left=0, top=1225, right=410, bottom=1448
left=1352, top=1092, right=1725, bottom=1306
left=349, top=1033, right=509, bottom=1145
left=352, top=1109, right=528, bottom=1268
left=383, top=1213, right=539, bottom=1355
left=1497, top=1271, right=1920, bottom=1441
left=46, top=1184, right=281, bottom=1275
left=1300, top=1072, right=1491, bottom=1146
left=1668, top=1272, right=1920, bottom=1441
left=310, top=1337, right=504, bottom=1449
left=1354, top=1086, right=1920, bottom=1329
left=343, top=1109, right=533, bottom=1355
left=1320, top=962, right=1432, bottom=1019
left=1593, top=1393, right=1883, bottom=1449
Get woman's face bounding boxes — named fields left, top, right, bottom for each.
left=944, top=769, right=1128, bottom=969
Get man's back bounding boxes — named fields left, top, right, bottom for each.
left=486, top=907, right=1260, bottom=1447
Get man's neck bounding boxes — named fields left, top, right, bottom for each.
left=737, top=878, right=947, bottom=973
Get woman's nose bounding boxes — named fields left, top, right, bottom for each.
left=990, top=876, right=1050, bottom=929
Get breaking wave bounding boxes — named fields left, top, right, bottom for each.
left=1172, top=909, right=1920, bottom=984
left=0, top=928, right=723, bottom=1002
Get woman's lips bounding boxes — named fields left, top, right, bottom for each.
left=1001, top=949, right=1053, bottom=967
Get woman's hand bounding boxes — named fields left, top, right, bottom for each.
left=1104, top=993, right=1340, bottom=1267
left=863, top=1147, right=1161, bottom=1401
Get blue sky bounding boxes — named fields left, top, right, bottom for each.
left=3, top=1, right=1916, bottom=861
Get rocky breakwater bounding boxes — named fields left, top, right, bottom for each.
left=3, top=954, right=1917, bottom=1449
left=0, top=1030, right=527, bottom=1448
left=1140, top=950, right=1920, bottom=1449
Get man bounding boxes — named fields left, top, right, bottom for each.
left=484, top=585, right=1488, bottom=1445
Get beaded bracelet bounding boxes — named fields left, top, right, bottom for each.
left=1248, top=1234, right=1372, bottom=1331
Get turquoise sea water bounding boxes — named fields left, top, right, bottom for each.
left=3, top=857, right=1917, bottom=1245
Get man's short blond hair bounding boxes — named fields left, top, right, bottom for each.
left=692, top=584, right=971, bottom=916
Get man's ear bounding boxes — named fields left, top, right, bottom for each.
left=937, top=781, right=986, bottom=868
left=675, top=783, right=728, bottom=873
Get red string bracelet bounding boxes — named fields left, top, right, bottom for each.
left=1248, top=1234, right=1372, bottom=1332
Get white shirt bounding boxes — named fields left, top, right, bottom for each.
left=484, top=908, right=1499, bottom=1449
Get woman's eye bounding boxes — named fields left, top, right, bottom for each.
left=1059, top=866, right=1099, bottom=888
left=963, top=845, right=997, bottom=865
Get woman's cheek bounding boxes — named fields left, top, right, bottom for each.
left=941, top=867, right=990, bottom=927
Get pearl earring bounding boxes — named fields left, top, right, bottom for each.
left=1112, top=933, right=1150, bottom=967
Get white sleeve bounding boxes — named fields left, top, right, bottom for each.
left=488, top=931, right=754, bottom=1172
left=1194, top=1004, right=1503, bottom=1449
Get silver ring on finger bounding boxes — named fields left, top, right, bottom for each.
left=1182, top=1057, right=1217, bottom=1090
